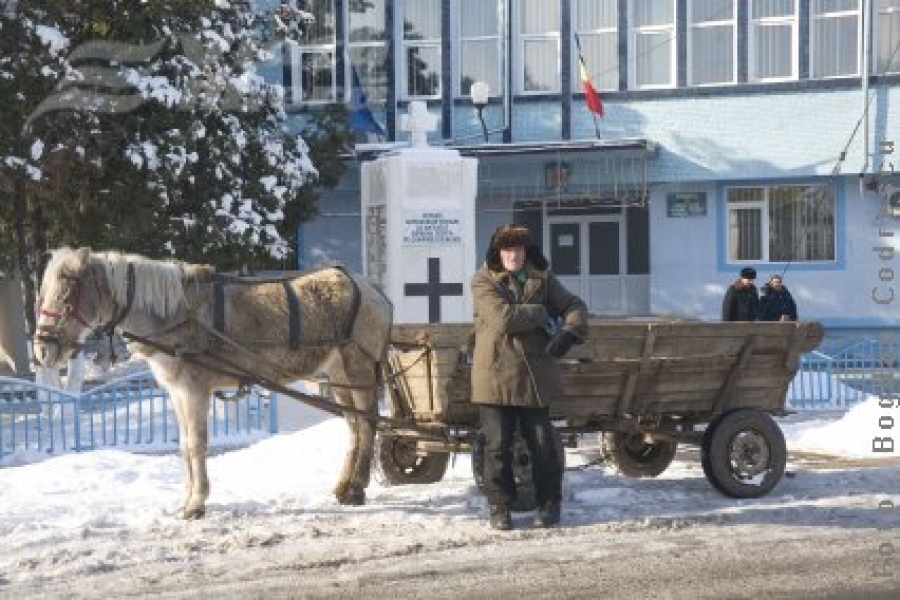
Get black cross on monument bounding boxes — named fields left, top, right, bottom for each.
left=404, top=257, right=463, bottom=323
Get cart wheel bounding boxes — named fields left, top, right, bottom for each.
left=374, top=435, right=449, bottom=485
left=471, top=428, right=565, bottom=513
left=701, top=409, right=786, bottom=499
left=602, top=431, right=677, bottom=478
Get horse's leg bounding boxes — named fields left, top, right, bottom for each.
left=332, top=350, right=378, bottom=506
left=168, top=390, right=192, bottom=515
left=170, top=381, right=212, bottom=520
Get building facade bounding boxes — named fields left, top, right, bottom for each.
left=275, top=0, right=900, bottom=340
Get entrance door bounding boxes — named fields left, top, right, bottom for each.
left=546, top=216, right=635, bottom=315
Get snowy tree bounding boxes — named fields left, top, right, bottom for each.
left=0, top=0, right=353, bottom=332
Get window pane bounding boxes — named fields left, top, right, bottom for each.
left=636, top=32, right=673, bottom=86
left=404, top=0, right=441, bottom=40
left=692, top=0, right=735, bottom=22
left=815, top=0, right=858, bottom=11
left=634, top=0, right=675, bottom=26
left=812, top=14, right=859, bottom=77
left=349, top=0, right=386, bottom=42
left=461, top=39, right=500, bottom=95
left=769, top=186, right=835, bottom=261
left=729, top=208, right=763, bottom=261
left=575, top=0, right=617, bottom=29
left=550, top=223, right=580, bottom=276
left=754, top=23, right=793, bottom=78
left=522, top=0, right=560, bottom=34
left=524, top=39, right=559, bottom=91
left=293, top=51, right=334, bottom=102
left=728, top=187, right=765, bottom=203
left=406, top=45, right=441, bottom=96
left=301, top=0, right=336, bottom=45
left=348, top=46, right=388, bottom=102
left=692, top=25, right=735, bottom=84
left=753, top=0, right=795, bottom=18
left=461, top=0, right=499, bottom=36
left=589, top=222, right=620, bottom=275
left=878, top=4, right=900, bottom=72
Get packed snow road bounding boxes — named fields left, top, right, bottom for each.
left=1, top=415, right=899, bottom=600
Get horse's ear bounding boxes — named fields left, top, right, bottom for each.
left=75, top=247, right=91, bottom=270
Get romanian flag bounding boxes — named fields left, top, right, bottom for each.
left=578, top=52, right=604, bottom=117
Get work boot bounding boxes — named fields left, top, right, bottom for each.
left=533, top=500, right=561, bottom=528
left=489, top=504, right=513, bottom=531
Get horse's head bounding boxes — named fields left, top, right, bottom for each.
left=33, top=247, right=100, bottom=367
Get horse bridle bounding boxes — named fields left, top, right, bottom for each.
left=34, top=263, right=136, bottom=354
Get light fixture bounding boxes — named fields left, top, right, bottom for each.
left=470, top=81, right=490, bottom=143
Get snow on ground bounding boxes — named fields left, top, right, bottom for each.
left=0, top=395, right=899, bottom=598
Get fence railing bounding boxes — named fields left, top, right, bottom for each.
left=789, top=338, right=900, bottom=409
left=0, top=371, right=278, bottom=463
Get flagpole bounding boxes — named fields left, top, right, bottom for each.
left=574, top=33, right=601, bottom=139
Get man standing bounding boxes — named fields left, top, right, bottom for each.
left=470, top=224, right=588, bottom=530
left=722, top=267, right=760, bottom=322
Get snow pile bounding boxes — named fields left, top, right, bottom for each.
left=781, top=396, right=899, bottom=458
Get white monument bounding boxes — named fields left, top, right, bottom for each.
left=361, top=101, right=478, bottom=323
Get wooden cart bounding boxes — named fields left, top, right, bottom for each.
left=376, top=319, right=824, bottom=506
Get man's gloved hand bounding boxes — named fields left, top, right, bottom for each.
left=544, top=330, right=579, bottom=358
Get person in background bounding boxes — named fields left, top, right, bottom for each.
left=759, top=274, right=798, bottom=322
left=722, top=267, right=759, bottom=322
left=470, top=223, right=588, bottom=531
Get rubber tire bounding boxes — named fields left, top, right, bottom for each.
left=471, top=427, right=565, bottom=513
left=602, top=431, right=678, bottom=478
left=701, top=409, right=787, bottom=499
left=374, top=435, right=450, bottom=485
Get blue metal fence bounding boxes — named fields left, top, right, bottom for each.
left=0, top=371, right=279, bottom=462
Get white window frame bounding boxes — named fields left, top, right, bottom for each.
left=628, top=0, right=677, bottom=90
left=726, top=184, right=836, bottom=264
left=810, top=0, right=861, bottom=79
left=572, top=0, right=619, bottom=92
left=749, top=0, right=799, bottom=82
left=457, top=0, right=503, bottom=97
left=877, top=0, right=900, bottom=74
left=401, top=0, right=442, bottom=100
left=687, top=0, right=737, bottom=86
left=287, top=1, right=337, bottom=106
left=346, top=0, right=388, bottom=105
left=516, top=0, right=561, bottom=94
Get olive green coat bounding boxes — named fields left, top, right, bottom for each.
left=470, top=263, right=588, bottom=407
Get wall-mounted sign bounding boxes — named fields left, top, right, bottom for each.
left=403, top=210, right=463, bottom=245
left=667, top=192, right=707, bottom=217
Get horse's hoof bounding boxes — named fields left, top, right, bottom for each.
left=337, top=488, right=365, bottom=506
left=180, top=506, right=206, bottom=520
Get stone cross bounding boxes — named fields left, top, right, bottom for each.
left=400, top=101, right=438, bottom=148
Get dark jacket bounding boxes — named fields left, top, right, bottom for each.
left=758, top=284, right=798, bottom=321
left=471, top=246, right=588, bottom=408
left=722, top=281, right=759, bottom=322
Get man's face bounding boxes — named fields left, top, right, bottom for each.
left=770, top=277, right=783, bottom=289
left=500, top=245, right=526, bottom=272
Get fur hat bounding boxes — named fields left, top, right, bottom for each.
left=740, top=267, right=757, bottom=280
left=486, top=223, right=549, bottom=272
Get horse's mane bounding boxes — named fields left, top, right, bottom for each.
left=43, top=249, right=213, bottom=320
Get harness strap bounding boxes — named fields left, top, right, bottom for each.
left=213, top=280, right=226, bottom=334
left=102, top=263, right=135, bottom=334
left=283, top=281, right=301, bottom=351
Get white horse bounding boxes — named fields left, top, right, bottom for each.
left=33, top=247, right=392, bottom=519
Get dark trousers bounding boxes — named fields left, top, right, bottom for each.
left=479, top=405, right=562, bottom=507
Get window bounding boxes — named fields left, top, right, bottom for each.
left=287, top=0, right=336, bottom=105
left=630, top=0, right=676, bottom=89
left=877, top=0, right=900, bottom=73
left=688, top=0, right=736, bottom=85
left=749, top=0, right=798, bottom=81
left=518, top=0, right=560, bottom=93
left=403, top=0, right=441, bottom=98
left=811, top=0, right=860, bottom=78
left=573, top=0, right=618, bottom=92
left=726, top=185, right=835, bottom=263
left=459, top=0, right=502, bottom=97
left=348, top=0, right=388, bottom=103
